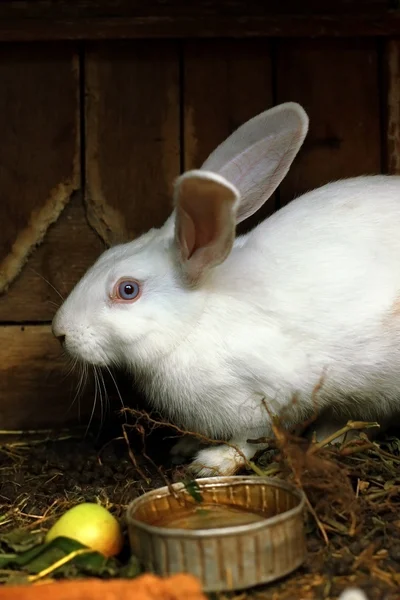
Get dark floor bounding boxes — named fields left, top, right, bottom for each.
left=0, top=410, right=400, bottom=599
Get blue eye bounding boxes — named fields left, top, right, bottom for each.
left=116, top=280, right=140, bottom=301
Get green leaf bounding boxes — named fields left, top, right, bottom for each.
left=0, top=529, right=43, bottom=553
left=64, top=548, right=119, bottom=578
left=183, top=479, right=203, bottom=504
left=0, top=535, right=122, bottom=581
left=15, top=536, right=88, bottom=573
left=0, top=553, right=17, bottom=568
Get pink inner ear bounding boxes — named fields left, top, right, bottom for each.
left=176, top=206, right=196, bottom=261
left=184, top=197, right=224, bottom=252
left=176, top=177, right=236, bottom=257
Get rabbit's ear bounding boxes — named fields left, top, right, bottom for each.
left=201, top=102, right=308, bottom=223
left=173, top=170, right=239, bottom=285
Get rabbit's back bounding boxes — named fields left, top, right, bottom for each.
left=244, top=176, right=400, bottom=323
left=252, top=175, right=400, bottom=256
left=228, top=175, right=400, bottom=418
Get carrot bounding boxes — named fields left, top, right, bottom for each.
left=0, top=574, right=207, bottom=600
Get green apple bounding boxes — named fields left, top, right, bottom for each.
left=46, top=502, right=124, bottom=557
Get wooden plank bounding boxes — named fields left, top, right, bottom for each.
left=0, top=325, right=95, bottom=429
left=385, top=39, right=400, bottom=175
left=276, top=39, right=382, bottom=205
left=183, top=39, right=275, bottom=228
left=0, top=1, right=398, bottom=41
left=0, top=0, right=389, bottom=19
left=85, top=41, right=180, bottom=245
left=0, top=194, right=105, bottom=322
left=0, top=43, right=79, bottom=295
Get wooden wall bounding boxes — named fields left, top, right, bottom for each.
left=0, top=36, right=399, bottom=429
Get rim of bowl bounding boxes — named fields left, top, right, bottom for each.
left=126, top=475, right=306, bottom=539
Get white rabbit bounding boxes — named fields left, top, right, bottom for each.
left=52, top=101, right=400, bottom=477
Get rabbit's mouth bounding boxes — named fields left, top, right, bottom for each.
left=64, top=338, right=109, bottom=367
left=54, top=322, right=111, bottom=368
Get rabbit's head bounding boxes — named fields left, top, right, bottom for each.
left=52, top=103, right=308, bottom=370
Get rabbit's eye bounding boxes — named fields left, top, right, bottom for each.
left=115, top=279, right=141, bottom=302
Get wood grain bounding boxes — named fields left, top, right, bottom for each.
left=385, top=39, right=400, bottom=174
left=0, top=325, right=95, bottom=429
left=276, top=39, right=382, bottom=205
left=85, top=41, right=180, bottom=245
left=183, top=39, right=275, bottom=228
left=0, top=193, right=105, bottom=322
left=0, top=1, right=398, bottom=41
left=0, top=43, right=80, bottom=294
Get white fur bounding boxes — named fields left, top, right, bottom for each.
left=53, top=102, right=400, bottom=476
left=338, top=589, right=368, bottom=600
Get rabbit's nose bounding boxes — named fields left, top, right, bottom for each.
left=52, top=316, right=66, bottom=345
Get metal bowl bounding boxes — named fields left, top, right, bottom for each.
left=126, top=476, right=306, bottom=592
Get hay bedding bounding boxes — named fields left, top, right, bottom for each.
left=0, top=408, right=399, bottom=600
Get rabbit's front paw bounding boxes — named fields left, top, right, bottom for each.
left=170, top=434, right=202, bottom=465
left=189, top=443, right=249, bottom=477
left=187, top=433, right=267, bottom=477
